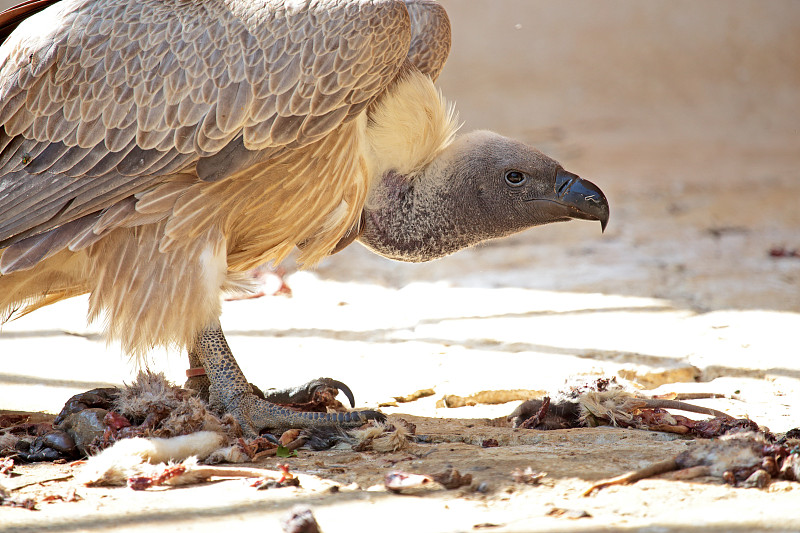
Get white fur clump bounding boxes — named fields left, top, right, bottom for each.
left=79, top=431, right=226, bottom=486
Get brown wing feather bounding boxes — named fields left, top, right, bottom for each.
left=404, top=0, right=451, bottom=81
left=0, top=0, right=412, bottom=271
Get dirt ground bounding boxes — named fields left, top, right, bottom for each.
left=1, top=1, right=800, bottom=532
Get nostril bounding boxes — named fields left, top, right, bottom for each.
left=556, top=178, right=571, bottom=197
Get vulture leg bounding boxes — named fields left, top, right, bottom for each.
left=185, top=351, right=352, bottom=405
left=192, top=323, right=384, bottom=437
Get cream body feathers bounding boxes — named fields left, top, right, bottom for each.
left=364, top=70, right=458, bottom=184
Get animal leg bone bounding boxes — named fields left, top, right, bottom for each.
left=192, top=324, right=384, bottom=437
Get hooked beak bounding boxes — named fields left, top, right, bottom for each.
left=527, top=168, right=610, bottom=232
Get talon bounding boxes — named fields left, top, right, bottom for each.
left=321, top=378, right=356, bottom=408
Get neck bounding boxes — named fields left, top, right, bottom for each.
left=357, top=69, right=472, bottom=262
left=358, top=168, right=489, bottom=263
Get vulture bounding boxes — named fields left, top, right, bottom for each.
left=0, top=0, right=609, bottom=436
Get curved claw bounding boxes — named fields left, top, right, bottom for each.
left=358, top=409, right=386, bottom=424
left=318, top=378, right=356, bottom=408
left=262, top=377, right=357, bottom=407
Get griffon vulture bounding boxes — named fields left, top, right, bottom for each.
left=0, top=0, right=609, bottom=436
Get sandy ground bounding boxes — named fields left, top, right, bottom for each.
left=1, top=1, right=800, bottom=532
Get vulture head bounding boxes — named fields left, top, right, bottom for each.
left=359, top=130, right=609, bottom=262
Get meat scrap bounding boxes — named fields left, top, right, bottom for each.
left=769, top=246, right=800, bottom=258
left=384, top=467, right=472, bottom=493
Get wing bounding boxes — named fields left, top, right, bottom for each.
left=0, top=0, right=412, bottom=266
left=404, top=0, right=451, bottom=81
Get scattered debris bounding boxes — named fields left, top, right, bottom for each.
left=1, top=457, right=14, bottom=475
left=385, top=466, right=472, bottom=493
left=380, top=388, right=435, bottom=407
left=0, top=482, right=36, bottom=510
left=6, top=474, right=74, bottom=491
left=584, top=432, right=799, bottom=495
left=38, top=488, right=81, bottom=504
left=768, top=246, right=800, bottom=258
left=706, top=226, right=748, bottom=238
left=279, top=429, right=303, bottom=446
left=430, top=466, right=472, bottom=489
left=253, top=464, right=300, bottom=490
left=481, top=439, right=499, bottom=448
left=0, top=414, right=32, bottom=427
left=437, top=389, right=544, bottom=408
left=394, top=389, right=436, bottom=403
left=281, top=505, right=322, bottom=533
left=511, top=467, right=546, bottom=485
left=472, top=523, right=504, bottom=530
left=385, top=471, right=437, bottom=493
left=547, top=507, right=592, bottom=519
left=276, top=445, right=298, bottom=458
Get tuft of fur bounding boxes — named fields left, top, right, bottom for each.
left=578, top=390, right=641, bottom=427
left=114, top=371, right=193, bottom=420
left=114, top=371, right=239, bottom=439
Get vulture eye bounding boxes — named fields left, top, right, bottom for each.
left=504, top=170, right=526, bottom=186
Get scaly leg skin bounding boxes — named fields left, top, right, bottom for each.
left=185, top=349, right=266, bottom=402
left=193, top=323, right=384, bottom=437
left=185, top=352, right=352, bottom=406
